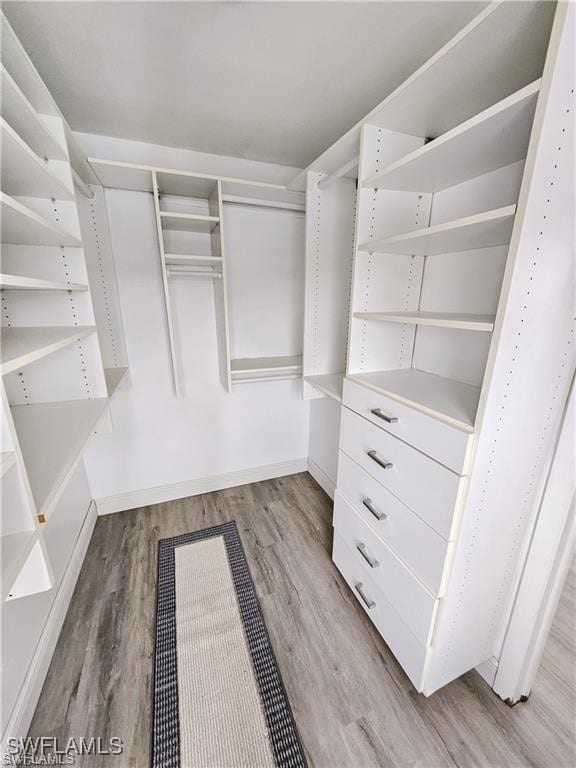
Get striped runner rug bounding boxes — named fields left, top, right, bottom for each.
left=152, top=520, right=307, bottom=768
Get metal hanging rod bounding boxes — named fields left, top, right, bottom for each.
left=166, top=268, right=222, bottom=279
left=317, top=158, right=359, bottom=190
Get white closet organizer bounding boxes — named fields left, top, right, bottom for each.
left=0, top=14, right=127, bottom=603
left=88, top=159, right=306, bottom=395
left=298, top=0, right=574, bottom=694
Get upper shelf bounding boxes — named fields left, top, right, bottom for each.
left=0, top=274, right=88, bottom=291
left=160, top=211, right=220, bottom=233
left=353, top=311, right=495, bottom=332
left=1, top=326, right=95, bottom=375
left=11, top=397, right=109, bottom=519
left=362, top=81, right=540, bottom=192
left=1, top=193, right=81, bottom=247
left=288, top=1, right=554, bottom=190
left=1, top=65, right=68, bottom=162
left=304, top=373, right=344, bottom=402
left=359, top=205, right=516, bottom=256
left=1, top=118, right=75, bottom=201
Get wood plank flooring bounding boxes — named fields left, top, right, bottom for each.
left=29, top=473, right=575, bottom=767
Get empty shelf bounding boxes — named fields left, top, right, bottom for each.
left=1, top=118, right=74, bottom=200
left=0, top=451, right=17, bottom=478
left=12, top=397, right=109, bottom=518
left=2, top=530, right=37, bottom=602
left=348, top=369, right=481, bottom=431
left=1, top=65, right=68, bottom=161
left=1, top=326, right=95, bottom=375
left=353, top=311, right=495, bottom=332
left=362, top=81, right=540, bottom=192
left=1, top=193, right=81, bottom=247
left=231, top=355, right=303, bottom=381
left=0, top=274, right=88, bottom=291
left=164, top=254, right=222, bottom=266
left=359, top=206, right=516, bottom=256
left=304, top=373, right=344, bottom=402
left=104, top=366, right=129, bottom=396
left=160, top=212, right=220, bottom=233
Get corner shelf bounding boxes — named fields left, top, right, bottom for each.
left=231, top=355, right=302, bottom=382
left=304, top=373, right=344, bottom=402
left=359, top=206, right=516, bottom=256
left=1, top=65, right=68, bottom=161
left=0, top=451, right=17, bottom=478
left=362, top=81, right=540, bottom=192
left=0, top=326, right=95, bottom=375
left=0, top=274, right=88, bottom=291
left=353, top=311, right=494, bottom=332
left=347, top=369, right=481, bottom=432
left=11, top=397, right=110, bottom=519
left=104, top=366, right=129, bottom=396
left=1, top=530, right=37, bottom=602
left=1, top=118, right=74, bottom=201
left=1, top=192, right=81, bottom=247
left=160, top=211, right=220, bottom=233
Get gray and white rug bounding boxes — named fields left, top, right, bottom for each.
left=152, top=521, right=307, bottom=768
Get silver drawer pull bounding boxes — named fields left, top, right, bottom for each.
left=367, top=449, right=393, bottom=470
left=371, top=408, right=399, bottom=424
left=354, top=582, right=375, bottom=609
left=362, top=497, right=387, bottom=521
left=356, top=542, right=379, bottom=568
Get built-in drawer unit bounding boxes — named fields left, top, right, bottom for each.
left=337, top=451, right=450, bottom=594
left=343, top=378, right=472, bottom=474
left=340, top=407, right=464, bottom=539
left=333, top=495, right=437, bottom=645
left=332, top=531, right=426, bottom=690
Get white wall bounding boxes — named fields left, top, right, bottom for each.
left=83, top=184, right=309, bottom=508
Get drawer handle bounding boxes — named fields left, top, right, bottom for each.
left=367, top=449, right=393, bottom=470
left=354, top=582, right=375, bottom=609
left=371, top=408, right=399, bottom=424
left=357, top=542, right=379, bottom=568
left=362, top=497, right=387, bottom=521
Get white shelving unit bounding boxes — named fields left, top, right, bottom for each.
left=0, top=12, right=127, bottom=616
left=298, top=0, right=574, bottom=700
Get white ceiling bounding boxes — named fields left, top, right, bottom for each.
left=5, top=1, right=487, bottom=168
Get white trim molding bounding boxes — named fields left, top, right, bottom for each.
left=307, top=458, right=336, bottom=500
left=96, top=458, right=309, bottom=515
left=1, top=502, right=98, bottom=754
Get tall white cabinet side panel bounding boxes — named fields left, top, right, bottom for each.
left=425, top=3, right=575, bottom=693
left=83, top=189, right=309, bottom=501
left=308, top=396, right=342, bottom=498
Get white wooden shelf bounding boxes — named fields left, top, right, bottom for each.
left=104, top=366, right=129, bottom=396
left=348, top=369, right=482, bottom=431
left=1, top=118, right=74, bottom=201
left=231, top=355, right=303, bottom=381
left=1, top=65, right=68, bottom=161
left=362, top=81, right=540, bottom=192
left=1, top=326, right=95, bottom=375
left=0, top=451, right=17, bottom=478
left=0, top=274, right=88, bottom=291
left=11, top=397, right=109, bottom=519
left=304, top=373, right=344, bottom=402
left=1, top=192, right=81, bottom=247
left=1, top=530, right=37, bottom=602
left=353, top=311, right=495, bottom=332
left=164, top=254, right=222, bottom=266
left=359, top=205, right=516, bottom=256
left=160, top=211, right=220, bottom=233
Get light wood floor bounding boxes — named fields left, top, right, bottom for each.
left=30, top=473, right=575, bottom=767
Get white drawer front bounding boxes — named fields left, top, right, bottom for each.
left=337, top=452, right=449, bottom=594
left=333, top=494, right=437, bottom=645
left=343, top=377, right=471, bottom=474
left=332, top=532, right=426, bottom=690
left=339, top=407, right=463, bottom=539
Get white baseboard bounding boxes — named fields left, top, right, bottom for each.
left=308, top=458, right=335, bottom=499
left=1, top=501, right=97, bottom=753
left=476, top=655, right=500, bottom=687
left=96, top=458, right=309, bottom=515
